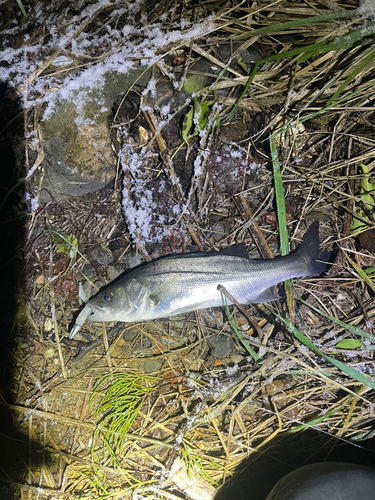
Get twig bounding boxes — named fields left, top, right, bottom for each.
left=143, top=109, right=209, bottom=250
left=49, top=252, right=67, bottom=380
left=71, top=322, right=125, bottom=363
left=217, top=284, right=264, bottom=340
left=102, top=323, right=113, bottom=368
left=70, top=378, right=92, bottom=455
left=234, top=194, right=274, bottom=259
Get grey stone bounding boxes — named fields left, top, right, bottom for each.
left=106, top=263, right=125, bottom=282
left=209, top=333, right=235, bottom=359
left=39, top=68, right=152, bottom=204
left=86, top=245, right=113, bottom=266
left=143, top=359, right=163, bottom=373
left=124, top=327, right=140, bottom=341
left=121, top=251, right=144, bottom=269
left=81, top=263, right=96, bottom=280
left=216, top=42, right=261, bottom=68
left=82, top=281, right=94, bottom=301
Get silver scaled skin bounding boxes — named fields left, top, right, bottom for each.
left=70, top=221, right=327, bottom=339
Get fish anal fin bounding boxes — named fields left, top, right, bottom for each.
left=251, top=286, right=280, bottom=304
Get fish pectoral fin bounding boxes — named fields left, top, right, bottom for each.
left=148, top=274, right=182, bottom=306
left=251, top=286, right=280, bottom=304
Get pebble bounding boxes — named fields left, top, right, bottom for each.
left=82, top=281, right=93, bottom=300
left=122, top=252, right=144, bottom=269
left=87, top=246, right=113, bottom=266
left=227, top=353, right=245, bottom=365
left=81, top=264, right=96, bottom=280
left=44, top=318, right=53, bottom=332
left=106, top=263, right=125, bottom=281
left=143, top=359, right=163, bottom=373
left=44, top=347, right=55, bottom=359
left=124, top=327, right=139, bottom=341
left=208, top=333, right=235, bottom=359
left=36, top=274, right=45, bottom=285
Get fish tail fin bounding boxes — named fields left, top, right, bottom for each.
left=297, top=220, right=329, bottom=275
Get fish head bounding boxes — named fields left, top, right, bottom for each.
left=70, top=278, right=149, bottom=339
left=69, top=282, right=133, bottom=339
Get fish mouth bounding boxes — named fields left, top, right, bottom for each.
left=70, top=301, right=111, bottom=338
left=70, top=303, right=95, bottom=339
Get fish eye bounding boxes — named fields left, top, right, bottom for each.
left=102, top=293, right=113, bottom=303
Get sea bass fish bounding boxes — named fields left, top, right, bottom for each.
left=70, top=221, right=327, bottom=339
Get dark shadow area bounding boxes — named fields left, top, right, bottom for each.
left=217, top=429, right=375, bottom=500
left=0, top=81, right=51, bottom=498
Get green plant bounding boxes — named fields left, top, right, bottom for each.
left=350, top=164, right=375, bottom=234
left=90, top=372, right=159, bottom=455
left=182, top=444, right=229, bottom=486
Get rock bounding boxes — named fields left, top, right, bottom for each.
left=81, top=281, right=94, bottom=301
left=86, top=245, right=113, bottom=266
left=106, top=263, right=125, bottom=282
left=227, top=353, right=245, bottom=365
left=44, top=318, right=53, bottom=332
left=124, top=327, right=140, bottom=341
left=133, top=336, right=152, bottom=351
left=216, top=42, right=261, bottom=69
left=121, top=251, right=144, bottom=269
left=55, top=310, right=63, bottom=321
left=188, top=358, right=205, bottom=371
left=38, top=68, right=152, bottom=203
left=143, top=359, right=163, bottom=373
left=208, top=333, right=235, bottom=359
left=81, top=263, right=96, bottom=280
left=44, top=347, right=56, bottom=359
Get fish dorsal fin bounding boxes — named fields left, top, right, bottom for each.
left=218, top=244, right=249, bottom=259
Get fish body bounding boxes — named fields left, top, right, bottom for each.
left=70, top=221, right=327, bottom=338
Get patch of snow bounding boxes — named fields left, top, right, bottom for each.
left=358, top=0, right=375, bottom=20
left=0, top=0, right=215, bottom=129
left=160, top=103, right=171, bottom=117
left=226, top=364, right=238, bottom=376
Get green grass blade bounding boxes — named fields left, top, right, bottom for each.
left=224, top=59, right=261, bottom=122
left=270, top=137, right=294, bottom=317
left=344, top=252, right=375, bottom=295
left=288, top=405, right=344, bottom=433
left=270, top=138, right=288, bottom=256
left=296, top=294, right=375, bottom=343
left=16, top=0, right=28, bottom=19
left=47, top=228, right=89, bottom=263
left=275, top=313, right=375, bottom=390
left=268, top=78, right=375, bottom=141
left=227, top=17, right=375, bottom=126
left=235, top=10, right=358, bottom=39
left=222, top=295, right=261, bottom=362
left=327, top=46, right=375, bottom=105
left=268, top=71, right=343, bottom=140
